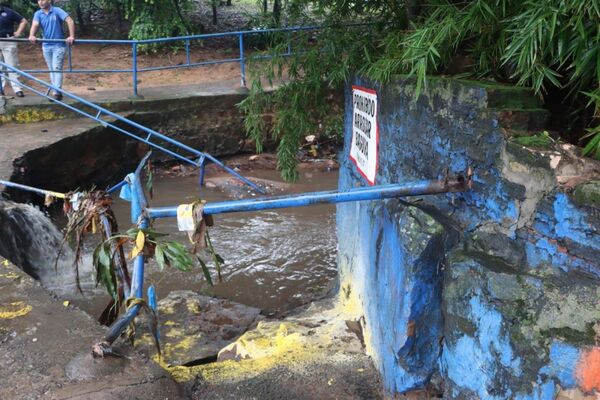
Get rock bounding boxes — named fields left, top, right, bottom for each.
left=137, top=291, right=263, bottom=365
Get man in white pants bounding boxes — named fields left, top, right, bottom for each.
left=0, top=3, right=27, bottom=97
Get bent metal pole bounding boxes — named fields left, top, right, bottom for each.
left=147, top=175, right=470, bottom=219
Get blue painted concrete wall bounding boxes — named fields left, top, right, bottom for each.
left=337, top=76, right=600, bottom=398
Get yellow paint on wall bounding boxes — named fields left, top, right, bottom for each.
left=0, top=301, right=32, bottom=319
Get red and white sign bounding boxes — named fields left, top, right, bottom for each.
left=350, top=86, right=378, bottom=185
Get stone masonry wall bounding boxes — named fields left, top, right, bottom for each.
left=336, top=76, right=600, bottom=399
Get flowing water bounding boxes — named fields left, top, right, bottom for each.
left=56, top=168, right=340, bottom=318
left=0, top=200, right=92, bottom=290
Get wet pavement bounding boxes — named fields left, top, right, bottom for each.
left=0, top=257, right=185, bottom=400
left=0, top=256, right=383, bottom=399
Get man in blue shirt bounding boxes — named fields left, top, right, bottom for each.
left=28, top=0, right=75, bottom=100
left=0, top=4, right=27, bottom=97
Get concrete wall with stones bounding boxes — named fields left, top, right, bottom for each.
left=337, top=76, right=600, bottom=399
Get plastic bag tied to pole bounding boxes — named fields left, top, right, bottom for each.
left=176, top=200, right=214, bottom=253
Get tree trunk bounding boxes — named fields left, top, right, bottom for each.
left=212, top=0, right=218, bottom=25
left=273, top=0, right=281, bottom=25
left=75, top=2, right=86, bottom=35
left=171, top=0, right=191, bottom=34
left=263, top=0, right=268, bottom=14
left=405, top=0, right=420, bottom=23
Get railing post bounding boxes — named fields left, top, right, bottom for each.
left=239, top=33, right=246, bottom=87
left=185, top=39, right=191, bottom=66
left=132, top=42, right=139, bottom=98
left=68, top=44, right=73, bottom=72
left=100, top=171, right=149, bottom=347
left=198, top=155, right=207, bottom=187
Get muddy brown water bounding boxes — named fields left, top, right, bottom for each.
left=59, top=169, right=339, bottom=318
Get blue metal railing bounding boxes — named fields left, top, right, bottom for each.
left=99, top=159, right=470, bottom=347
left=0, top=62, right=266, bottom=194
left=0, top=25, right=328, bottom=96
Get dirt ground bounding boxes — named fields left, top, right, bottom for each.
left=12, top=42, right=250, bottom=96
left=2, top=0, right=274, bottom=96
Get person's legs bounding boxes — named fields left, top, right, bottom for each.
left=0, top=41, right=8, bottom=93
left=42, top=46, right=55, bottom=89
left=2, top=42, right=23, bottom=93
left=51, top=47, right=65, bottom=93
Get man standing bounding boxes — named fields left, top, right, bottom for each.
left=28, top=0, right=74, bottom=100
left=0, top=3, right=27, bottom=97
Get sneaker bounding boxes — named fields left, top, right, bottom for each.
left=15, top=91, right=24, bottom=98
left=53, top=93, right=63, bottom=101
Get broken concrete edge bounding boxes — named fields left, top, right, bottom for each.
left=128, top=290, right=375, bottom=385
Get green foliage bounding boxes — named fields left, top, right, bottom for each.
left=93, top=226, right=214, bottom=300
left=123, top=0, right=194, bottom=41
left=5, top=0, right=37, bottom=17
left=56, top=0, right=196, bottom=45
left=582, top=89, right=600, bottom=158
left=239, top=23, right=375, bottom=181
left=242, top=0, right=600, bottom=179
left=513, top=131, right=555, bottom=149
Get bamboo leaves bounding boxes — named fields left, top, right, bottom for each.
left=241, top=0, right=600, bottom=163
left=93, top=241, right=119, bottom=301
left=93, top=222, right=220, bottom=301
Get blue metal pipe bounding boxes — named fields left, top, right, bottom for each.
left=0, top=38, right=135, bottom=44
left=137, top=57, right=242, bottom=72
left=104, top=166, right=149, bottom=344
left=239, top=33, right=245, bottom=87
left=22, top=68, right=133, bottom=74
left=0, top=179, right=66, bottom=199
left=147, top=178, right=468, bottom=219
left=198, top=155, right=207, bottom=187
left=68, top=45, right=73, bottom=72
left=132, top=42, right=139, bottom=97
left=0, top=24, right=366, bottom=46
left=107, top=180, right=127, bottom=194
left=185, top=39, right=191, bottom=65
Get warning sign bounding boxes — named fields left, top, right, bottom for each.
left=350, top=86, right=378, bottom=185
